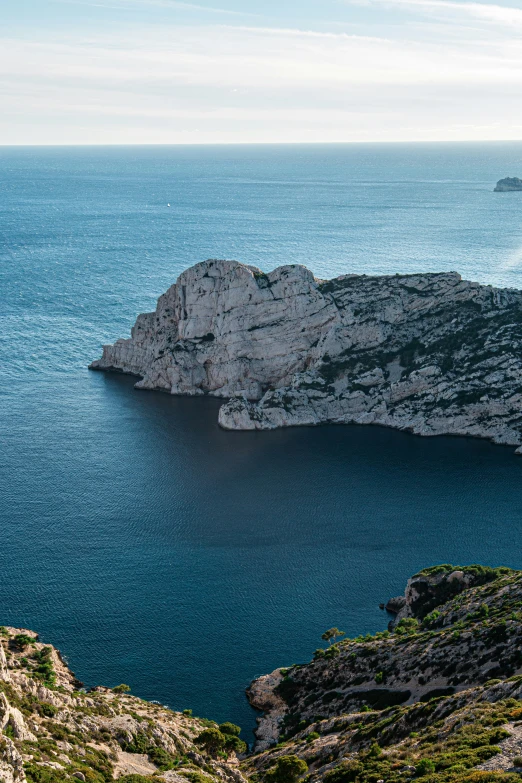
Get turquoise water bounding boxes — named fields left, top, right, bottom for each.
left=2, top=143, right=522, bottom=737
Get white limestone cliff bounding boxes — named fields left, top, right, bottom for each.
left=90, top=259, right=522, bottom=452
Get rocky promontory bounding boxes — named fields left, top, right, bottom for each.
left=90, top=259, right=522, bottom=452
left=494, top=178, right=522, bottom=192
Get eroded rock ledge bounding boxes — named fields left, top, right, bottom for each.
left=90, top=259, right=522, bottom=452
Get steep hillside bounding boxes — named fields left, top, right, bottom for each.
left=245, top=566, right=522, bottom=783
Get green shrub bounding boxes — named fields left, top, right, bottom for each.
left=416, top=758, right=436, bottom=775
left=324, top=761, right=364, bottom=783
left=32, top=647, right=56, bottom=688
left=179, top=772, right=214, bottom=783
left=112, top=684, right=131, bottom=694
left=123, top=732, right=150, bottom=754
left=218, top=722, right=241, bottom=737
left=14, top=634, right=34, bottom=650
left=265, top=755, right=308, bottom=783
left=306, top=732, right=320, bottom=743
left=146, top=746, right=177, bottom=770
left=116, top=777, right=156, bottom=783
left=223, top=735, right=247, bottom=755
left=194, top=727, right=226, bottom=756
left=24, top=763, right=68, bottom=783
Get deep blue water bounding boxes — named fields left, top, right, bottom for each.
left=2, top=143, right=522, bottom=738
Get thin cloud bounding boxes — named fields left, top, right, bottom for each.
left=55, top=0, right=260, bottom=15
left=348, top=0, right=522, bottom=26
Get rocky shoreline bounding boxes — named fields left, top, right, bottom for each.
left=6, top=566, right=522, bottom=783
left=91, top=259, right=522, bottom=454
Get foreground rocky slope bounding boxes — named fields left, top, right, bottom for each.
left=5, top=567, right=522, bottom=783
left=245, top=565, right=522, bottom=783
left=0, top=626, right=245, bottom=783
left=90, top=260, right=522, bottom=452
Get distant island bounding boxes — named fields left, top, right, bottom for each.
left=4, top=564, right=522, bottom=783
left=494, top=177, right=522, bottom=192
left=90, top=259, right=522, bottom=453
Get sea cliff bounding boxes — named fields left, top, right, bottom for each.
left=0, top=626, right=246, bottom=783
left=90, top=259, right=522, bottom=453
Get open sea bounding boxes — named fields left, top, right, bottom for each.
left=2, top=142, right=522, bottom=738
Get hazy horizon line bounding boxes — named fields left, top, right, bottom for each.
left=2, top=138, right=522, bottom=148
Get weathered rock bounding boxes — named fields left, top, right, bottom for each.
left=246, top=669, right=287, bottom=751
left=385, top=596, right=406, bottom=614
left=0, top=644, right=10, bottom=683
left=90, top=259, right=522, bottom=453
left=0, top=737, right=26, bottom=783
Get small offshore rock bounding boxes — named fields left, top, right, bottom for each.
left=494, top=177, right=522, bottom=192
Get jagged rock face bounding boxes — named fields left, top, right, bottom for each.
left=91, top=259, right=522, bottom=452
left=91, top=260, right=337, bottom=400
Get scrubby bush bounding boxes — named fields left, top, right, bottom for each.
left=416, top=758, right=436, bottom=775
left=146, top=746, right=177, bottom=770
left=195, top=727, right=226, bottom=756
left=14, top=634, right=34, bottom=650
left=223, top=735, right=247, bottom=756
left=324, top=761, right=364, bottom=783
left=179, top=772, right=214, bottom=783
left=117, top=776, right=156, bottom=783
left=265, top=755, right=308, bottom=783
left=112, top=684, right=130, bottom=694
left=218, top=722, right=241, bottom=737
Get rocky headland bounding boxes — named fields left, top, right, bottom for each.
left=90, top=259, right=522, bottom=453
left=6, top=566, right=522, bottom=783
left=494, top=179, right=522, bottom=192
left=245, top=564, right=522, bottom=783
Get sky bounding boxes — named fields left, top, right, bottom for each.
left=3, top=0, right=522, bottom=144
